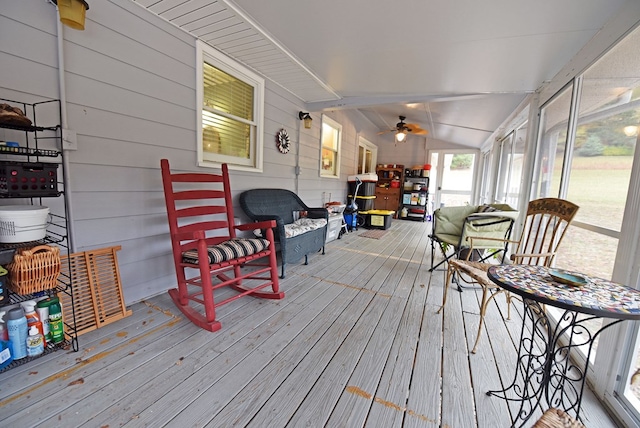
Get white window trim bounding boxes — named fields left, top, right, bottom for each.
left=320, top=115, right=342, bottom=179
left=196, top=40, right=264, bottom=172
left=358, top=136, right=378, bottom=174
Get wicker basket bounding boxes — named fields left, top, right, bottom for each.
left=7, top=245, right=61, bottom=295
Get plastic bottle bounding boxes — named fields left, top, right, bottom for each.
left=6, top=307, right=28, bottom=359
left=26, top=325, right=44, bottom=357
left=48, top=296, right=64, bottom=344
left=36, top=299, right=52, bottom=343
left=0, top=310, right=8, bottom=341
left=21, top=300, right=45, bottom=346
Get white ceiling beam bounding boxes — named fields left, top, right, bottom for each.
left=305, top=92, right=533, bottom=112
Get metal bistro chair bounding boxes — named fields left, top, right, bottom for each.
left=438, top=198, right=579, bottom=353
left=161, top=159, right=284, bottom=332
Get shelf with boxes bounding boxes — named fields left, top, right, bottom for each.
left=0, top=97, right=77, bottom=372
left=400, top=165, right=430, bottom=221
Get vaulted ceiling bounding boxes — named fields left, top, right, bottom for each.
left=133, top=0, right=629, bottom=148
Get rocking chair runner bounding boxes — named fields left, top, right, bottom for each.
left=438, top=198, right=579, bottom=353
left=160, top=159, right=284, bottom=332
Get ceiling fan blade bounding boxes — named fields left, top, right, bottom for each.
left=405, top=123, right=428, bottom=135
left=377, top=129, right=394, bottom=135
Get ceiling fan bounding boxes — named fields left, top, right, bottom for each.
left=378, top=116, right=428, bottom=143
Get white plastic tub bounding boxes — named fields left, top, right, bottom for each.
left=0, top=205, right=49, bottom=243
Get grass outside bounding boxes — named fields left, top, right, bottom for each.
left=552, top=155, right=633, bottom=278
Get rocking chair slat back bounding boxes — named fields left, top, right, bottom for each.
left=514, top=198, right=579, bottom=266
left=160, top=159, right=283, bottom=332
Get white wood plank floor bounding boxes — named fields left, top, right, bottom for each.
left=0, top=220, right=623, bottom=427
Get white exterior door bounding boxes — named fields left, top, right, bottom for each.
left=429, top=150, right=479, bottom=209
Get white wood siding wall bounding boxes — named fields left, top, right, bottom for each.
left=0, top=0, right=380, bottom=303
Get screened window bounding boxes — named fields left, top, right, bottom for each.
left=535, top=85, right=573, bottom=199
left=196, top=41, right=264, bottom=171
left=321, top=116, right=342, bottom=178
left=532, top=26, right=640, bottom=403
left=495, top=124, right=526, bottom=207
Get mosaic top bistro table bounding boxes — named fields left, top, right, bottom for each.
left=486, top=264, right=640, bottom=427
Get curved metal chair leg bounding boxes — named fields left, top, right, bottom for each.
left=437, top=262, right=456, bottom=314
left=471, top=288, right=506, bottom=354
left=471, top=286, right=491, bottom=354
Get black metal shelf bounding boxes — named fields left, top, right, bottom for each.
left=0, top=97, right=77, bottom=371
left=0, top=338, right=74, bottom=373
left=0, top=145, right=60, bottom=158
left=0, top=122, right=58, bottom=133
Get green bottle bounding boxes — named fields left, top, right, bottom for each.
left=48, top=296, right=64, bottom=344
left=36, top=299, right=52, bottom=343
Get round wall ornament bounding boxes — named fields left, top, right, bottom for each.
left=276, top=128, right=290, bottom=154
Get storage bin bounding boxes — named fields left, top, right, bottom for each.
left=354, top=196, right=375, bottom=211
left=0, top=205, right=49, bottom=243
left=348, top=174, right=378, bottom=197
left=349, top=181, right=377, bottom=196
left=325, top=214, right=344, bottom=243
left=347, top=173, right=378, bottom=182
left=365, top=210, right=394, bottom=230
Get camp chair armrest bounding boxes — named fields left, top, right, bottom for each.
left=466, top=236, right=519, bottom=247
left=466, top=211, right=519, bottom=220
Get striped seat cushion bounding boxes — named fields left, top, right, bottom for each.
left=182, top=238, right=270, bottom=265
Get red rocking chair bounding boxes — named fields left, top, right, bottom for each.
left=160, top=159, right=284, bottom=332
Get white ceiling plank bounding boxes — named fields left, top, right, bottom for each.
left=174, top=0, right=225, bottom=21
left=214, top=32, right=265, bottom=49
left=179, top=10, right=236, bottom=31
left=147, top=0, right=187, bottom=15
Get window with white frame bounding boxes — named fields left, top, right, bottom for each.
left=357, top=136, right=377, bottom=174
left=320, top=116, right=342, bottom=178
left=196, top=40, right=264, bottom=171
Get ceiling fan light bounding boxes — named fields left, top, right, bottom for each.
left=395, top=131, right=407, bottom=142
